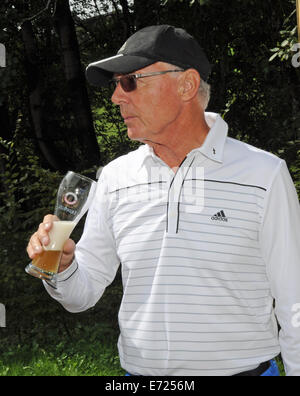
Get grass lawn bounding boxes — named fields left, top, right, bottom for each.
left=0, top=339, right=125, bottom=376
left=0, top=318, right=126, bottom=376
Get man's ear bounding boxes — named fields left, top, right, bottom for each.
left=178, top=69, right=201, bottom=101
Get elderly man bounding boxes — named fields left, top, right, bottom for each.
left=27, top=25, right=300, bottom=376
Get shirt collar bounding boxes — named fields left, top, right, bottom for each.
left=138, top=112, right=228, bottom=169
left=195, top=112, right=228, bottom=163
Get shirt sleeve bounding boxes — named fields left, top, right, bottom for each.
left=260, top=160, right=300, bottom=376
left=43, top=169, right=120, bottom=313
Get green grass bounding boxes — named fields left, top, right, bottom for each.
left=276, top=357, right=286, bottom=376
left=0, top=321, right=125, bottom=376
left=0, top=340, right=125, bottom=376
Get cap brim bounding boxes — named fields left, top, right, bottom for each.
left=86, top=54, right=156, bottom=87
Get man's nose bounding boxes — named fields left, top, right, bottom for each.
left=111, top=82, right=129, bottom=105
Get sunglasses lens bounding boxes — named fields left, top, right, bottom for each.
left=120, top=75, right=136, bottom=92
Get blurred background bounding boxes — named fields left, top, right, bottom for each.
left=0, top=0, right=299, bottom=376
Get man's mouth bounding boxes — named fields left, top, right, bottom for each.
left=123, top=115, right=137, bottom=124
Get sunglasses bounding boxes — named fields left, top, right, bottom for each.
left=110, top=69, right=185, bottom=92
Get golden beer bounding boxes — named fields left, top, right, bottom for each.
left=29, top=221, right=76, bottom=280
left=32, top=250, right=63, bottom=278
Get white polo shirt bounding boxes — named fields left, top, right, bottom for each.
left=44, top=112, right=300, bottom=376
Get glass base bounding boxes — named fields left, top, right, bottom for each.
left=25, top=263, right=57, bottom=289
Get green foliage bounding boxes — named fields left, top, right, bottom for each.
left=269, top=8, right=298, bottom=63
left=92, top=91, right=141, bottom=164
left=0, top=135, right=122, bottom=354
left=0, top=136, right=61, bottom=339
left=0, top=139, right=60, bottom=230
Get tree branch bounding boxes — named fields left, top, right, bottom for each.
left=22, top=0, right=57, bottom=23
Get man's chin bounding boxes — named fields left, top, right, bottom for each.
left=126, top=130, right=159, bottom=147
left=135, top=138, right=155, bottom=145
left=126, top=128, right=141, bottom=141
left=127, top=131, right=148, bottom=143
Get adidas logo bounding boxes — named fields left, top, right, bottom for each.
left=211, top=210, right=228, bottom=222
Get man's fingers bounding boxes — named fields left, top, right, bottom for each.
left=38, top=222, right=51, bottom=246
left=43, top=214, right=59, bottom=223
left=42, top=214, right=59, bottom=235
left=27, top=232, right=42, bottom=259
left=26, top=214, right=59, bottom=260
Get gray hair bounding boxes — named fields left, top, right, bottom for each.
left=198, top=79, right=211, bottom=110
left=166, top=63, right=211, bottom=110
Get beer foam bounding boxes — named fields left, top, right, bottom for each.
left=44, top=221, right=76, bottom=251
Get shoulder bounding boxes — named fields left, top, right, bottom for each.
left=99, top=145, right=147, bottom=190
left=224, top=137, right=283, bottom=190
left=226, top=138, right=282, bottom=169
left=105, top=144, right=147, bottom=171
left=227, top=137, right=280, bottom=165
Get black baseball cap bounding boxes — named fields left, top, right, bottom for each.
left=86, top=25, right=211, bottom=87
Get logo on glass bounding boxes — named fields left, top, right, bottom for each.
left=64, top=192, right=78, bottom=206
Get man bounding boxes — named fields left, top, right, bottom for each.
left=27, top=25, right=300, bottom=376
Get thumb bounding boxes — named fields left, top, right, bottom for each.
left=58, top=239, right=76, bottom=272
left=63, top=238, right=76, bottom=255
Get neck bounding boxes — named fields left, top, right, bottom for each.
left=143, top=106, right=209, bottom=170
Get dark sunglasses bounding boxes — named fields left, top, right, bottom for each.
left=110, top=69, right=185, bottom=92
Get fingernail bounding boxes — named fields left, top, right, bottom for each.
left=35, top=245, right=41, bottom=252
left=42, top=237, right=48, bottom=245
left=45, top=223, right=51, bottom=230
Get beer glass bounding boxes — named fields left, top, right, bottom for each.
left=25, top=171, right=97, bottom=288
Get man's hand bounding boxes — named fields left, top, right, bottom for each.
left=26, top=214, right=76, bottom=273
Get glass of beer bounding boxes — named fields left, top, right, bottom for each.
left=25, top=171, right=97, bottom=288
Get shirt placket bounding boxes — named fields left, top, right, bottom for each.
left=166, top=155, right=196, bottom=234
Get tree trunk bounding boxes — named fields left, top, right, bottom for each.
left=21, top=20, right=63, bottom=170
left=53, top=0, right=101, bottom=170
left=0, top=99, right=12, bottom=140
